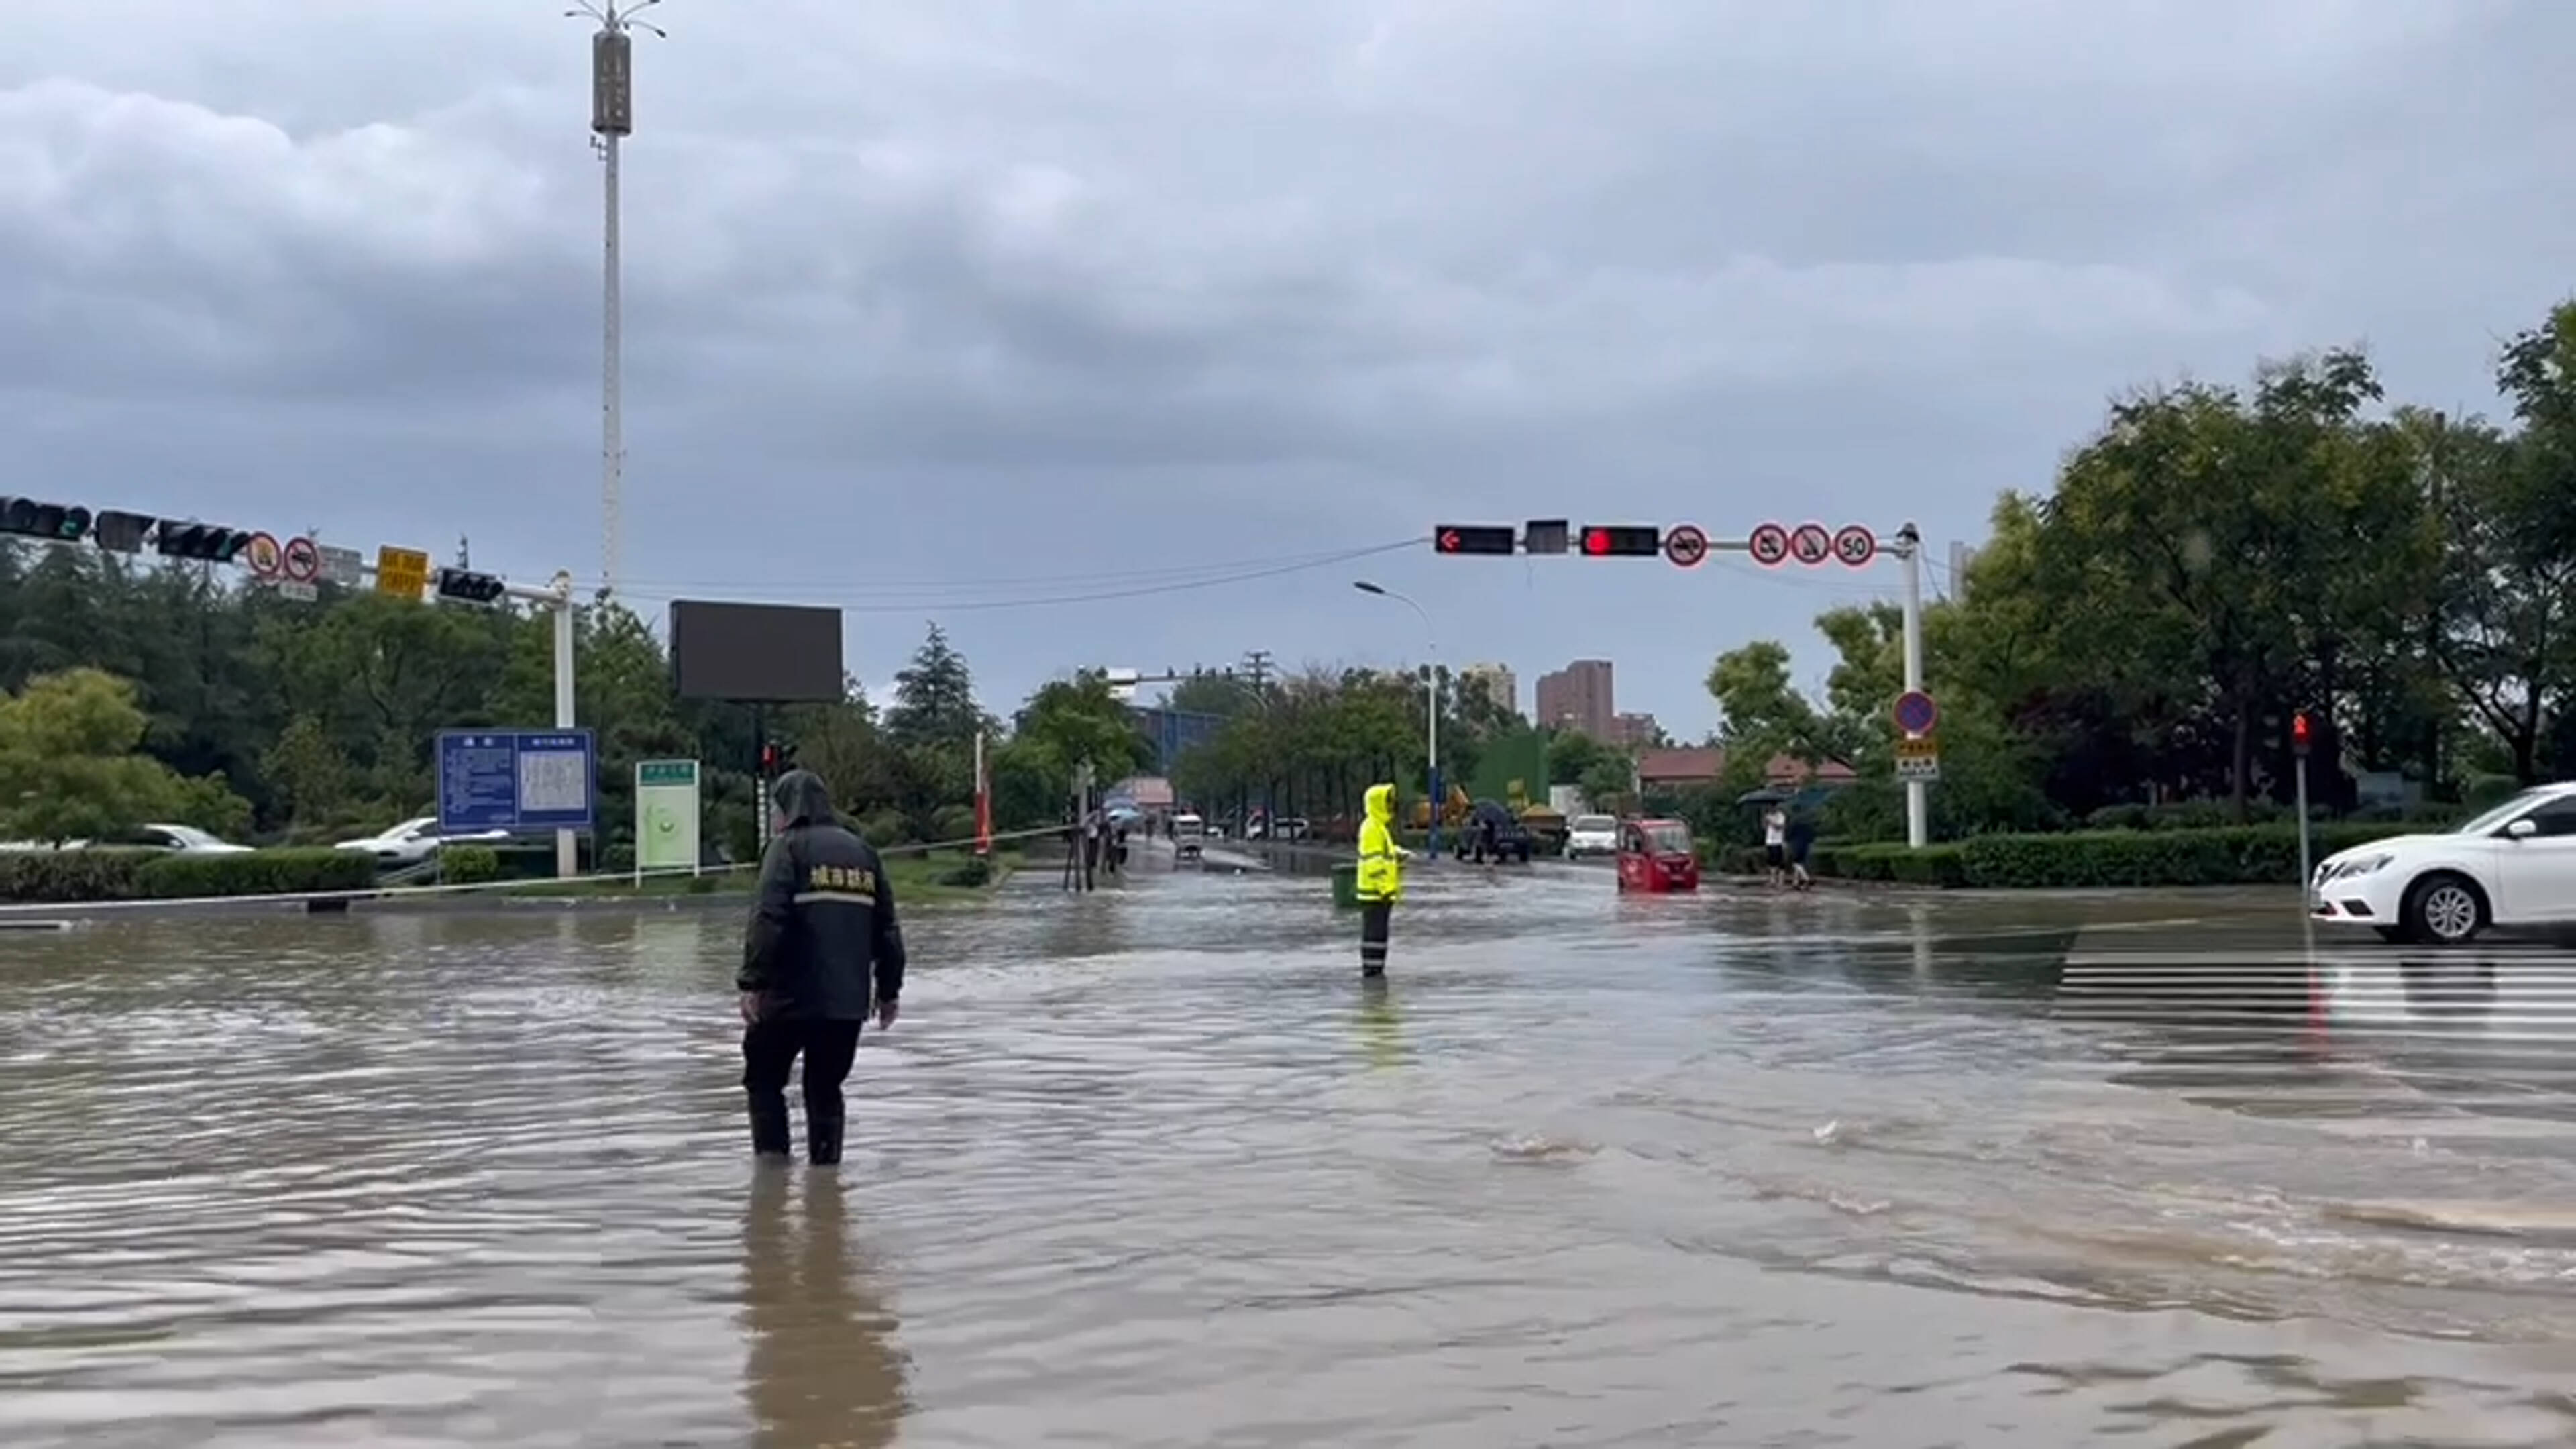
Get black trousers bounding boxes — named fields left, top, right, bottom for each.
left=1359, top=900, right=1392, bottom=977
left=742, top=1018, right=864, bottom=1165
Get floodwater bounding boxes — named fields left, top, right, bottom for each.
left=3, top=849, right=2575, bottom=1447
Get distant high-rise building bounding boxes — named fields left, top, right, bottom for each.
left=1458, top=662, right=1519, bottom=718
left=1948, top=539, right=1980, bottom=598
left=1535, top=659, right=1615, bottom=741
left=1611, top=712, right=1662, bottom=747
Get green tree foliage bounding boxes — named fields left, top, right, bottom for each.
left=1713, top=301, right=2576, bottom=843
left=0, top=562, right=1144, bottom=858
left=1169, top=667, right=1440, bottom=827
left=0, top=667, right=251, bottom=843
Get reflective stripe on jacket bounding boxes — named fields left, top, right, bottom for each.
left=1355, top=782, right=1404, bottom=903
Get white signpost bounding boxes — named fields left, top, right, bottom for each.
left=633, top=759, right=701, bottom=881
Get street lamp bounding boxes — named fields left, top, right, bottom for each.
left=1352, top=580, right=1442, bottom=854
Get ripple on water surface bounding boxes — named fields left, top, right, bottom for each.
left=3, top=868, right=2576, bottom=1446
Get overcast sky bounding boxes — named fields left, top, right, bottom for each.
left=4, top=1, right=2569, bottom=737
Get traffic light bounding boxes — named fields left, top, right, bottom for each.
left=760, top=742, right=781, bottom=775
left=156, top=521, right=252, bottom=563
left=1580, top=524, right=1660, bottom=557
left=2291, top=711, right=2312, bottom=757
left=92, top=511, right=156, bottom=553
left=0, top=496, right=93, bottom=542
left=435, top=568, right=507, bottom=604
left=1523, top=519, right=1570, bottom=556
left=1432, top=524, right=1517, bottom=556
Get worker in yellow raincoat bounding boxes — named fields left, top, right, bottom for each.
left=1355, top=782, right=1407, bottom=977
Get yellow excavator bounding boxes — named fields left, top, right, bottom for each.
left=1410, top=784, right=1476, bottom=832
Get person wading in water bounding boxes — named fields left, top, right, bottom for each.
left=1354, top=782, right=1408, bottom=978
left=738, top=769, right=905, bottom=1167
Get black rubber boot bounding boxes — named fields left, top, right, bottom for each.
left=746, top=1091, right=793, bottom=1159
left=807, top=1107, right=845, bottom=1167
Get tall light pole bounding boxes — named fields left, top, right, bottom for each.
left=569, top=0, right=663, bottom=602
left=1354, top=581, right=1442, bottom=855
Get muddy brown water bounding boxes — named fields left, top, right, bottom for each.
left=3, top=852, right=2575, bottom=1446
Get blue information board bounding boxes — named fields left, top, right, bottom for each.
left=436, top=729, right=598, bottom=833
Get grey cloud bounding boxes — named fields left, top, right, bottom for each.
left=1, top=0, right=2571, bottom=730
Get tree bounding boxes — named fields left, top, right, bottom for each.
left=1165, top=673, right=1260, bottom=718
left=881, top=624, right=991, bottom=752
left=0, top=668, right=245, bottom=843
left=262, top=713, right=353, bottom=830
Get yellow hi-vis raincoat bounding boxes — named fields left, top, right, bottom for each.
left=1356, top=783, right=1404, bottom=903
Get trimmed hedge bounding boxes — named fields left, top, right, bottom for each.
left=0, top=847, right=378, bottom=903
left=1807, top=822, right=2419, bottom=890
left=439, top=845, right=502, bottom=885
left=0, top=848, right=161, bottom=902
left=133, top=848, right=380, bottom=900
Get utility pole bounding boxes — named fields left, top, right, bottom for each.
left=1241, top=649, right=1273, bottom=698
left=573, top=0, right=663, bottom=602
left=1896, top=521, right=1928, bottom=849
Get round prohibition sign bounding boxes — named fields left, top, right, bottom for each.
left=281, top=535, right=321, bottom=582
left=1746, top=522, right=1790, bottom=567
left=1894, top=688, right=1938, bottom=736
left=1788, top=522, right=1833, bottom=566
left=1831, top=525, right=1877, bottom=568
left=1664, top=523, right=1709, bottom=568
left=243, top=531, right=283, bottom=578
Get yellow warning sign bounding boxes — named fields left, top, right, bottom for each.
left=375, top=546, right=431, bottom=602
left=1894, top=734, right=1941, bottom=780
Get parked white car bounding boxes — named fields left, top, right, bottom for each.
left=0, top=825, right=252, bottom=855
left=333, top=816, right=508, bottom=867
left=132, top=824, right=254, bottom=856
left=2310, top=783, right=2576, bottom=944
left=1565, top=814, right=1619, bottom=857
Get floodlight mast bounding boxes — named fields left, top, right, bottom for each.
left=569, top=0, right=665, bottom=602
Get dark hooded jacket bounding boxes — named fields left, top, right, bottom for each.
left=738, top=769, right=906, bottom=1021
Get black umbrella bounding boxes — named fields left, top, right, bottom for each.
left=1736, top=787, right=1790, bottom=806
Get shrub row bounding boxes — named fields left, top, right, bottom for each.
left=1797, top=822, right=2419, bottom=890
left=0, top=847, right=380, bottom=904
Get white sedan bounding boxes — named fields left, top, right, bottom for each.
left=135, top=824, right=254, bottom=856
left=1564, top=814, right=1619, bottom=857
left=2310, top=783, right=2576, bottom=945
left=333, top=816, right=510, bottom=867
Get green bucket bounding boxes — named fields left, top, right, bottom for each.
left=1330, top=862, right=1360, bottom=910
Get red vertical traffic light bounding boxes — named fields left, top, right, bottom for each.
left=2290, top=712, right=2312, bottom=757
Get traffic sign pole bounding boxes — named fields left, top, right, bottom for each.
left=1898, top=522, right=1927, bottom=849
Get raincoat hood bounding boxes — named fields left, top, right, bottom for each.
left=1364, top=783, right=1395, bottom=825
left=771, top=769, right=837, bottom=828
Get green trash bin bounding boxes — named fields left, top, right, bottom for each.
left=1330, top=862, right=1360, bottom=910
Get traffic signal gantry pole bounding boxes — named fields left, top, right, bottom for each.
left=1429, top=518, right=1932, bottom=851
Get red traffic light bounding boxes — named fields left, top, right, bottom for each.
left=1432, top=524, right=1517, bottom=556
left=1579, top=525, right=1660, bottom=557
left=2291, top=712, right=2312, bottom=756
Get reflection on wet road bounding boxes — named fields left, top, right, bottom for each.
left=3, top=855, right=2575, bottom=1446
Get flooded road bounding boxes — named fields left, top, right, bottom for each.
left=3, top=857, right=2575, bottom=1446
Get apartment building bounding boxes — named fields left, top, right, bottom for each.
left=1534, top=659, right=1615, bottom=740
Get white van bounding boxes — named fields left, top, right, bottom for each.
left=1171, top=812, right=1205, bottom=861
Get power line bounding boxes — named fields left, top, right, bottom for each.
left=608, top=538, right=1425, bottom=598
left=614, top=539, right=1421, bottom=614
